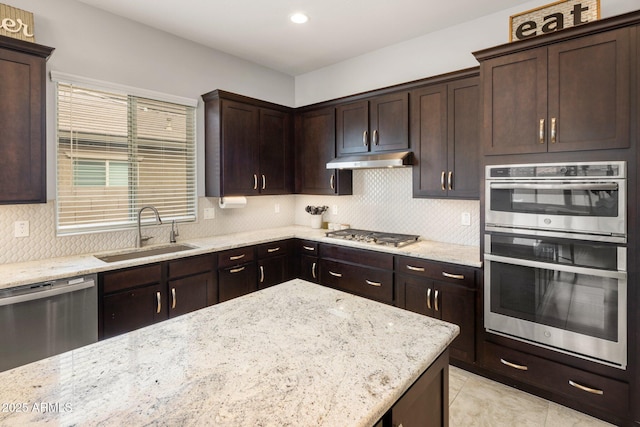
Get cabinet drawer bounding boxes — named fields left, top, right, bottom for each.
left=168, top=254, right=215, bottom=279
left=297, top=240, right=319, bottom=255
left=257, top=240, right=290, bottom=259
left=218, top=246, right=255, bottom=269
left=483, top=341, right=629, bottom=415
left=320, top=259, right=393, bottom=303
left=102, top=263, right=162, bottom=294
left=320, top=244, right=394, bottom=270
left=395, top=256, right=475, bottom=288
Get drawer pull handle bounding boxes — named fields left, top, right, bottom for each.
left=156, top=291, right=162, bottom=314
left=407, top=265, right=425, bottom=272
left=230, top=266, right=246, bottom=274
left=365, top=280, right=382, bottom=287
left=253, top=174, right=258, bottom=190
left=229, top=254, right=245, bottom=261
left=329, top=271, right=342, bottom=278
left=440, top=171, right=446, bottom=191
left=569, top=380, right=604, bottom=396
left=550, top=117, right=557, bottom=144
left=267, top=247, right=280, bottom=253
left=171, top=288, right=176, bottom=309
left=426, top=288, right=432, bottom=310
left=330, top=174, right=335, bottom=190
left=442, top=271, right=464, bottom=280
left=539, top=119, right=545, bottom=144
left=500, top=358, right=528, bottom=371
left=312, top=262, right=317, bottom=279
left=363, top=130, right=369, bottom=147
left=259, top=266, right=264, bottom=283
left=434, top=289, right=439, bottom=312
left=262, top=174, right=266, bottom=190
left=303, top=246, right=315, bottom=252
left=447, top=171, right=453, bottom=191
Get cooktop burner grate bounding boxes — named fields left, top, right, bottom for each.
left=325, top=228, right=419, bottom=248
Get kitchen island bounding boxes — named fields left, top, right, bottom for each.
left=0, top=279, right=458, bottom=426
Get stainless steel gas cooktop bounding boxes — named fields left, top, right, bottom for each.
left=325, top=228, right=420, bottom=248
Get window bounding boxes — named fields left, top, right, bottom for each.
left=55, top=81, right=196, bottom=234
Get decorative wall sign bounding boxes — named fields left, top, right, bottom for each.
left=510, top=0, right=600, bottom=42
left=0, top=3, right=35, bottom=42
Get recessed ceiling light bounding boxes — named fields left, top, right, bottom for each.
left=290, top=13, right=309, bottom=24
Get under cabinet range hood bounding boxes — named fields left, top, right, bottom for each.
left=326, top=151, right=413, bottom=170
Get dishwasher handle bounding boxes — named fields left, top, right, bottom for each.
left=0, top=279, right=95, bottom=307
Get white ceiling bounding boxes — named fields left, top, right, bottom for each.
left=75, top=0, right=519, bottom=76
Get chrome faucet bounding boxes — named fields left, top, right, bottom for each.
left=137, top=206, right=162, bottom=248
left=169, top=220, right=179, bottom=243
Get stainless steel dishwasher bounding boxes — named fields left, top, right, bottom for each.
left=0, top=274, right=98, bottom=372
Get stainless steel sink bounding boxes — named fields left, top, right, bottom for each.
left=95, top=244, right=198, bottom=263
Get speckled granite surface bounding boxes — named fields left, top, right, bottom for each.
left=0, top=280, right=459, bottom=426
left=0, top=226, right=481, bottom=290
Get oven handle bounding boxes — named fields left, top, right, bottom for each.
left=484, top=253, right=627, bottom=279
left=489, top=182, right=618, bottom=191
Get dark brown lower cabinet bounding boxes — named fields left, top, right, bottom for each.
left=257, top=240, right=292, bottom=289
left=297, top=240, right=319, bottom=283
left=219, top=263, right=258, bottom=302
left=320, top=258, right=394, bottom=304
left=483, top=341, right=630, bottom=420
left=379, top=349, right=450, bottom=427
left=100, top=254, right=216, bottom=339
left=102, top=283, right=165, bottom=339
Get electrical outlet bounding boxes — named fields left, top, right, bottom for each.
left=461, top=212, right=471, bottom=226
left=332, top=205, right=338, bottom=215
left=275, top=203, right=280, bottom=214
left=14, top=221, right=29, bottom=237
left=203, top=208, right=215, bottom=220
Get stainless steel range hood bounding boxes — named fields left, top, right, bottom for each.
left=326, top=151, right=413, bottom=170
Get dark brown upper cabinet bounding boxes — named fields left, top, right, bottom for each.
left=411, top=71, right=480, bottom=199
left=0, top=37, right=54, bottom=204
left=336, top=92, right=409, bottom=156
left=295, top=107, right=352, bottom=195
left=476, top=26, right=630, bottom=155
left=202, top=90, right=293, bottom=197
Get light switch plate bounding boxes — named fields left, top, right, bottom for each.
left=461, top=212, right=471, bottom=226
left=203, top=208, right=215, bottom=220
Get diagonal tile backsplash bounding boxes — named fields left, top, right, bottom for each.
left=0, top=167, right=478, bottom=264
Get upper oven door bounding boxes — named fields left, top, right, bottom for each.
left=485, top=179, right=626, bottom=241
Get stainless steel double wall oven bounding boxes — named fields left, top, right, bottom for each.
left=484, top=161, right=627, bottom=368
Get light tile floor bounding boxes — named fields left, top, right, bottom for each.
left=449, top=366, right=615, bottom=427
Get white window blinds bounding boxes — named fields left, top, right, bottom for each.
left=56, top=82, right=196, bottom=234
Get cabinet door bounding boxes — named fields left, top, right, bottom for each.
left=435, top=282, right=476, bottom=363
left=369, top=92, right=409, bottom=153
left=547, top=28, right=630, bottom=151
left=0, top=47, right=47, bottom=203
left=299, top=255, right=319, bottom=283
left=295, top=108, right=352, bottom=195
left=258, top=256, right=287, bottom=289
left=447, top=77, right=480, bottom=199
left=411, top=84, right=448, bottom=197
left=259, top=108, right=292, bottom=194
left=336, top=100, right=369, bottom=155
left=220, top=100, right=259, bottom=195
left=482, top=47, right=548, bottom=155
left=398, top=274, right=436, bottom=318
left=102, top=283, right=166, bottom=339
left=168, top=272, right=214, bottom=318
left=219, top=263, right=257, bottom=302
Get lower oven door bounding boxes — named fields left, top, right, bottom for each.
left=484, top=234, right=627, bottom=369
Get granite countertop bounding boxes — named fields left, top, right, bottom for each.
left=0, top=279, right=459, bottom=426
left=0, top=225, right=481, bottom=291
